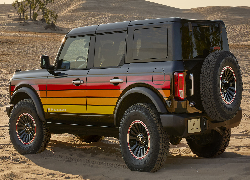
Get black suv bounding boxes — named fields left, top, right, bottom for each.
left=6, top=17, right=242, bottom=172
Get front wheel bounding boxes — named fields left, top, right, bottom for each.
left=186, top=127, right=231, bottom=158
left=119, top=103, right=169, bottom=172
left=9, top=99, right=51, bottom=154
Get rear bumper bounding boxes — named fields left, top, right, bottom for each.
left=160, top=108, right=242, bottom=137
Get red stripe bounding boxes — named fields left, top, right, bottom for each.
left=47, top=84, right=86, bottom=91
left=165, top=75, right=170, bottom=81
left=88, top=76, right=126, bottom=83
left=11, top=85, right=15, bottom=92
left=126, top=81, right=170, bottom=89
left=32, top=84, right=46, bottom=91
left=87, top=83, right=125, bottom=89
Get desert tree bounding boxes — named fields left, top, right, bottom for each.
left=38, top=0, right=54, bottom=20
left=12, top=0, right=22, bottom=19
left=37, top=0, right=58, bottom=24
left=30, top=0, right=40, bottom=21
left=12, top=0, right=29, bottom=21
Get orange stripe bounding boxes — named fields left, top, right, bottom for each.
left=86, top=90, right=121, bottom=97
left=47, top=90, right=85, bottom=97
left=41, top=98, right=86, bottom=105
left=38, top=91, right=46, bottom=98
left=158, top=90, right=170, bottom=98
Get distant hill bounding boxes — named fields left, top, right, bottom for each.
left=1, top=0, right=249, bottom=44
left=48, top=0, right=206, bottom=28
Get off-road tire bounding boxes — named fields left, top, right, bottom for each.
left=9, top=99, right=51, bottom=154
left=186, top=127, right=231, bottom=158
left=200, top=51, right=242, bottom=122
left=119, top=103, right=169, bottom=172
left=76, top=135, right=103, bottom=143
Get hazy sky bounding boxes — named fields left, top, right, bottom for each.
left=0, top=0, right=249, bottom=9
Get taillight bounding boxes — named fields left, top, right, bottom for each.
left=174, top=72, right=185, bottom=100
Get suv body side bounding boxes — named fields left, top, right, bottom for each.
left=7, top=18, right=241, bottom=139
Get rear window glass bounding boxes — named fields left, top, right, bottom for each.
left=181, top=22, right=227, bottom=59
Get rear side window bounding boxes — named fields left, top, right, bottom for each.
left=132, top=27, right=168, bottom=62
left=94, top=32, right=126, bottom=68
left=58, top=36, right=90, bottom=69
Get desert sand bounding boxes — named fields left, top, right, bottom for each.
left=0, top=0, right=250, bottom=179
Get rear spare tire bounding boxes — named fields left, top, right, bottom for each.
left=200, top=51, right=242, bottom=122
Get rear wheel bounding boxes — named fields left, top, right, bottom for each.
left=119, top=103, right=169, bottom=172
left=186, top=127, right=231, bottom=158
left=9, top=99, right=51, bottom=154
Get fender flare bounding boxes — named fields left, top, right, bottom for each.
left=114, top=87, right=167, bottom=124
left=11, top=87, right=46, bottom=122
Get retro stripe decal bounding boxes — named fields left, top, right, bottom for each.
left=41, top=74, right=171, bottom=115
left=43, top=105, right=115, bottom=114
left=41, top=97, right=118, bottom=106
left=38, top=91, right=46, bottom=98
left=47, top=84, right=86, bottom=91
left=86, top=105, right=115, bottom=114
left=158, top=90, right=170, bottom=98
left=43, top=105, right=87, bottom=113
left=47, top=90, right=121, bottom=98
left=47, top=90, right=86, bottom=97
left=41, top=98, right=86, bottom=105
left=86, top=90, right=121, bottom=97
left=88, top=98, right=118, bottom=105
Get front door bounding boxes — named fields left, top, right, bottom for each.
left=43, top=35, right=91, bottom=123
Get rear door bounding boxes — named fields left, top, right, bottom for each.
left=86, top=23, right=129, bottom=127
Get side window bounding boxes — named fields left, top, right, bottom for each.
left=94, top=32, right=126, bottom=68
left=58, top=36, right=90, bottom=69
left=132, top=27, right=168, bottom=61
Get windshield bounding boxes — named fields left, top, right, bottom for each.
left=57, top=36, right=90, bottom=69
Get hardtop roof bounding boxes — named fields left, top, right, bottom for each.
left=67, top=17, right=224, bottom=36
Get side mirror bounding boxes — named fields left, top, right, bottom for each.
left=41, top=55, right=54, bottom=70
left=41, top=55, right=50, bottom=69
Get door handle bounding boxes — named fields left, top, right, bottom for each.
left=72, top=79, right=84, bottom=86
left=110, top=78, right=123, bottom=84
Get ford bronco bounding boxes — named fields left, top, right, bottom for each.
left=6, top=17, right=243, bottom=172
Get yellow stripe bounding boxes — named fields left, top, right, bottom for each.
left=41, top=98, right=86, bottom=105
left=43, top=105, right=87, bottom=113
left=43, top=105, right=114, bottom=114
left=158, top=90, right=170, bottom=98
left=88, top=98, right=118, bottom=106
left=87, top=105, right=115, bottom=114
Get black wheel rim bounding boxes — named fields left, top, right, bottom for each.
left=127, top=120, right=150, bottom=159
left=220, top=66, right=236, bottom=104
left=16, top=113, right=37, bottom=145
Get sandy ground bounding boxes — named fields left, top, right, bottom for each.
left=0, top=1, right=250, bottom=179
